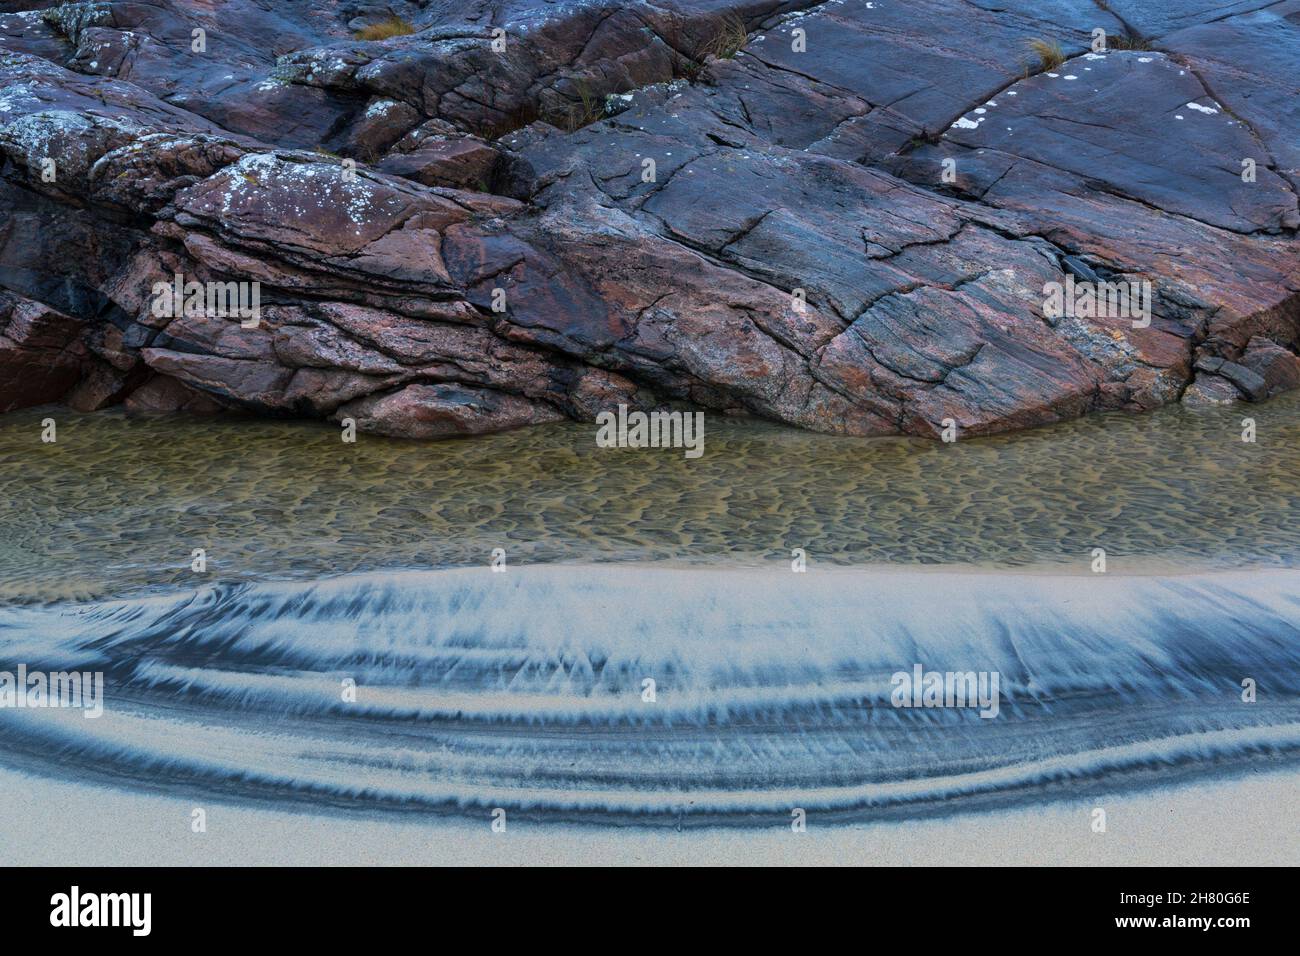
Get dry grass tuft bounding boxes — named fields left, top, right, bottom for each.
left=1026, top=37, right=1065, bottom=71
left=699, top=14, right=749, bottom=60
left=1107, top=32, right=1152, bottom=51
left=547, top=81, right=606, bottom=133
left=354, top=16, right=415, bottom=41
left=662, top=11, right=751, bottom=83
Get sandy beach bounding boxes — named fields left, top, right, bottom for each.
left=3, top=763, right=1295, bottom=866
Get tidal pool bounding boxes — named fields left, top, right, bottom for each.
left=0, top=394, right=1296, bottom=601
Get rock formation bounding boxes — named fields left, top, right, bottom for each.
left=1, top=0, right=1297, bottom=437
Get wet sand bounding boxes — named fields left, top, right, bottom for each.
left=2, top=764, right=1294, bottom=866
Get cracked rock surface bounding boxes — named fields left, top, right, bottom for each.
left=0, top=0, right=1297, bottom=437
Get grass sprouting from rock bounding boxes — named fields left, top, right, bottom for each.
left=354, top=16, right=415, bottom=41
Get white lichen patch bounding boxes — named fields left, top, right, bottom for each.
left=1186, top=101, right=1219, bottom=115
left=604, top=92, right=633, bottom=115
left=0, top=81, right=37, bottom=114
left=363, top=99, right=400, bottom=119
left=0, top=109, right=138, bottom=176
left=210, top=151, right=389, bottom=239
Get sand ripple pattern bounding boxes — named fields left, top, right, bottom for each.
left=1, top=567, right=1297, bottom=823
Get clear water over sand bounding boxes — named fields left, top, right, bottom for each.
left=1, top=393, right=1297, bottom=601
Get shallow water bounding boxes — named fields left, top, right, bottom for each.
left=0, top=394, right=1297, bottom=602
left=1, top=398, right=1298, bottom=826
